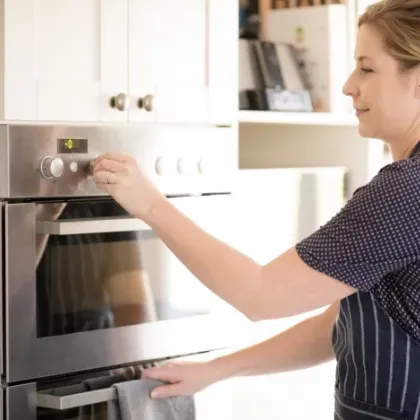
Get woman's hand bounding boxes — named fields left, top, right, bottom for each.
left=91, top=152, right=165, bottom=220
left=140, top=361, right=225, bottom=398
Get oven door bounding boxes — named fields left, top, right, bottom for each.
left=6, top=351, right=233, bottom=420
left=5, top=194, right=238, bottom=383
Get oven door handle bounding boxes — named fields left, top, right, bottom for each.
left=36, top=216, right=152, bottom=235
left=36, top=388, right=117, bottom=410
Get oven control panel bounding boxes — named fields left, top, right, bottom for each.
left=0, top=124, right=236, bottom=199
left=155, top=156, right=214, bottom=176
left=39, top=156, right=89, bottom=179
left=39, top=155, right=217, bottom=179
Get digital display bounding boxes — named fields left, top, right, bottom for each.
left=58, top=138, right=88, bottom=154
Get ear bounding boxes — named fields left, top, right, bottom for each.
left=414, top=83, right=420, bottom=99
left=414, top=67, right=420, bottom=99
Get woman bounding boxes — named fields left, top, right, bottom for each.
left=92, top=0, right=420, bottom=417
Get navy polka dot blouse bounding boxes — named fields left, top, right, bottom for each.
left=296, top=142, right=420, bottom=343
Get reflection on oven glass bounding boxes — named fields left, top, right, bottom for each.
left=36, top=199, right=209, bottom=337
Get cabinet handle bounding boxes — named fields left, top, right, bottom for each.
left=110, top=93, right=129, bottom=111
left=138, top=94, right=154, bottom=112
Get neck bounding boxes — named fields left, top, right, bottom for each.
left=389, top=141, right=418, bottom=161
left=388, top=119, right=420, bottom=161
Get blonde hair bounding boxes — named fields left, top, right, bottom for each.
left=358, top=0, right=420, bottom=71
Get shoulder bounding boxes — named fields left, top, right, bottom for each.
left=294, top=157, right=420, bottom=292
left=375, top=156, right=420, bottom=182
left=349, top=157, right=420, bottom=208
left=369, top=157, right=420, bottom=185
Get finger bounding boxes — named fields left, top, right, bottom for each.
left=92, top=152, right=131, bottom=168
left=93, top=170, right=122, bottom=185
left=150, top=383, right=186, bottom=399
left=141, top=367, right=165, bottom=380
left=142, top=366, right=176, bottom=381
left=94, top=158, right=126, bottom=174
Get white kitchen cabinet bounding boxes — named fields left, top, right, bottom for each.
left=128, top=0, right=237, bottom=125
left=1, top=0, right=237, bottom=124
left=4, top=0, right=128, bottom=122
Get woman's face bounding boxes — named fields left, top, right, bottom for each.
left=342, top=24, right=420, bottom=144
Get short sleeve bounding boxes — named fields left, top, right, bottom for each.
left=295, top=159, right=420, bottom=292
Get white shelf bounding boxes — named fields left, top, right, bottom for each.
left=238, top=111, right=358, bottom=127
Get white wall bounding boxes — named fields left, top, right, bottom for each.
left=239, top=124, right=385, bottom=195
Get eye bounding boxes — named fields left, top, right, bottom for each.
left=360, top=67, right=373, bottom=73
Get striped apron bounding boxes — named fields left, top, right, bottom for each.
left=333, top=291, right=420, bottom=420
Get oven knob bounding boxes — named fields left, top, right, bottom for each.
left=198, top=158, right=211, bottom=174
left=177, top=157, right=196, bottom=175
left=155, top=157, right=170, bottom=175
left=40, top=156, right=64, bottom=179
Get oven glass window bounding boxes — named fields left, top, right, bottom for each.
left=36, top=199, right=212, bottom=337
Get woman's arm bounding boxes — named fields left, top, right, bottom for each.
left=211, top=301, right=338, bottom=378
left=143, top=302, right=339, bottom=398
left=145, top=198, right=355, bottom=320
left=92, top=153, right=357, bottom=321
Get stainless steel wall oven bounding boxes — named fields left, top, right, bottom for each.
left=0, top=124, right=237, bottom=419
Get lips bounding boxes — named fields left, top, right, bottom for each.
left=355, top=108, right=369, bottom=116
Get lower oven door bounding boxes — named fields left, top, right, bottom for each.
left=5, top=194, right=238, bottom=383
left=5, top=351, right=233, bottom=420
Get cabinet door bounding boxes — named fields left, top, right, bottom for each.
left=207, top=0, right=238, bottom=125
left=4, top=0, right=128, bottom=122
left=128, top=0, right=237, bottom=125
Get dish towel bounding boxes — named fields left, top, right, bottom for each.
left=81, top=374, right=126, bottom=420
left=108, top=379, right=196, bottom=420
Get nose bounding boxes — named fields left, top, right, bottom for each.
left=342, top=70, right=359, bottom=98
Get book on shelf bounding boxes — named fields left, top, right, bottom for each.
left=239, top=39, right=313, bottom=112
